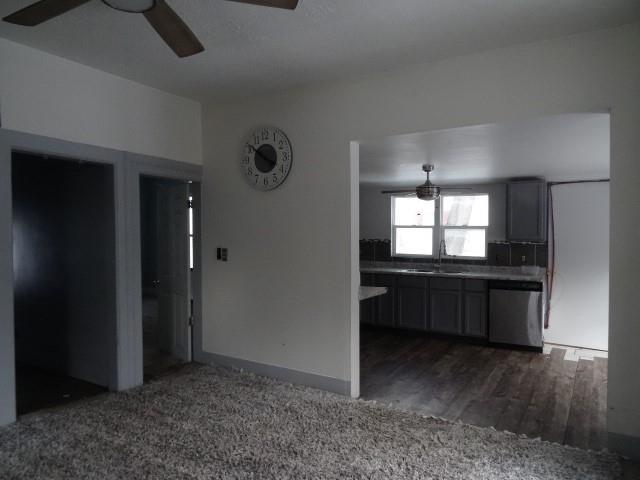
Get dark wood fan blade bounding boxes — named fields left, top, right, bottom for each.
left=381, top=189, right=416, bottom=195
left=225, top=0, right=299, bottom=10
left=440, top=187, right=473, bottom=190
left=3, top=0, right=91, bottom=26
left=144, top=0, right=204, bottom=58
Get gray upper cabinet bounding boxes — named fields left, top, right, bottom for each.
left=396, top=275, right=428, bottom=331
left=507, top=180, right=547, bottom=242
left=429, top=278, right=462, bottom=335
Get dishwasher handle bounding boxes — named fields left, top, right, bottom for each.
left=489, top=280, right=542, bottom=292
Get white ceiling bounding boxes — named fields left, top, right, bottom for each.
left=359, top=113, right=610, bottom=186
left=0, top=0, right=639, bottom=102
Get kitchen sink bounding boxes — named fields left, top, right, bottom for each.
left=401, top=268, right=464, bottom=274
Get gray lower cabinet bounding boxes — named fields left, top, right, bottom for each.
left=374, top=274, right=396, bottom=327
left=429, top=278, right=462, bottom=335
left=360, top=273, right=376, bottom=325
left=463, top=279, right=488, bottom=337
left=396, top=275, right=428, bottom=330
left=361, top=273, right=488, bottom=339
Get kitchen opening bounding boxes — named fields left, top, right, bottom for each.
left=12, top=152, right=116, bottom=415
left=357, top=113, right=610, bottom=451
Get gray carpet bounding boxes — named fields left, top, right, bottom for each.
left=0, top=364, right=622, bottom=479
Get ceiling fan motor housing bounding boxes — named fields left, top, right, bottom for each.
left=416, top=184, right=441, bottom=201
left=102, top=0, right=156, bottom=13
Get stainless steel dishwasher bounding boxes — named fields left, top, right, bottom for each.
left=489, top=280, right=543, bottom=349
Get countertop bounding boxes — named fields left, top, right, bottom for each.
left=360, top=262, right=546, bottom=283
left=359, top=286, right=388, bottom=301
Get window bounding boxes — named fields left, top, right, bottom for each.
left=392, top=197, right=435, bottom=256
left=391, top=194, right=489, bottom=258
left=188, top=195, right=194, bottom=270
left=441, top=195, right=489, bottom=258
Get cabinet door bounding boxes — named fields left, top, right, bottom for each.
left=396, top=276, right=428, bottom=331
left=360, top=273, right=376, bottom=325
left=374, top=274, right=396, bottom=327
left=430, top=289, right=462, bottom=335
left=507, top=181, right=547, bottom=242
left=463, top=292, right=487, bottom=337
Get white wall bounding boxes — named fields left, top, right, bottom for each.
left=360, top=183, right=507, bottom=241
left=545, top=182, right=609, bottom=351
left=201, top=23, right=640, bottom=446
left=0, top=38, right=202, bottom=164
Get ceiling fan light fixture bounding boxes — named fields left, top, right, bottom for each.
left=102, top=0, right=156, bottom=13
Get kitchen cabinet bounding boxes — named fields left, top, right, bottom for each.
left=396, top=275, right=428, bottom=331
left=507, top=180, right=547, bottom=242
left=429, top=278, right=462, bottom=335
left=361, top=273, right=489, bottom=339
left=374, top=274, right=396, bottom=327
left=360, top=273, right=376, bottom=325
left=463, top=279, right=488, bottom=337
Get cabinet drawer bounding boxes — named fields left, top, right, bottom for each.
left=464, top=279, right=487, bottom=292
left=430, top=277, right=462, bottom=291
left=397, top=275, right=428, bottom=288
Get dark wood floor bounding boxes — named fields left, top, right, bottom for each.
left=16, top=365, right=107, bottom=416
left=360, top=328, right=608, bottom=451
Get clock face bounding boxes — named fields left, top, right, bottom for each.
left=242, top=126, right=293, bottom=191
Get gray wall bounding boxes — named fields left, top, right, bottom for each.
left=12, top=153, right=116, bottom=387
left=359, top=183, right=507, bottom=242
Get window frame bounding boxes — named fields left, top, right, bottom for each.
left=391, top=193, right=489, bottom=260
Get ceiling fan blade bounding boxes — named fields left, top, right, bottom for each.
left=144, top=0, right=204, bottom=58
left=381, top=189, right=416, bottom=195
left=440, top=186, right=473, bottom=190
left=225, top=0, right=299, bottom=10
left=3, top=0, right=91, bottom=26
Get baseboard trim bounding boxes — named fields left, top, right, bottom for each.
left=195, top=351, right=351, bottom=396
left=609, top=432, right=640, bottom=461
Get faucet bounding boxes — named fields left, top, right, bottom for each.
left=437, top=239, right=447, bottom=271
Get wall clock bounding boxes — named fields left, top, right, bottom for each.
left=242, top=126, right=293, bottom=191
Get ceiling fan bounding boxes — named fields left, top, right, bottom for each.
left=2, top=0, right=300, bottom=58
left=381, top=164, right=471, bottom=201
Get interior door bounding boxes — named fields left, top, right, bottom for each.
left=156, top=183, right=191, bottom=362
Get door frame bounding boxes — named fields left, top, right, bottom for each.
left=124, top=152, right=203, bottom=387
left=0, top=129, right=202, bottom=426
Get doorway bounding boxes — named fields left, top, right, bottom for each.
left=354, top=113, right=611, bottom=450
left=12, top=152, right=116, bottom=415
left=140, top=176, right=194, bottom=380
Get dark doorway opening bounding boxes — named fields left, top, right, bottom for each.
left=140, top=176, right=193, bottom=381
left=12, top=152, right=116, bottom=415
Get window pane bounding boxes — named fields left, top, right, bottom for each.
left=442, top=195, right=488, bottom=226
left=188, top=195, right=194, bottom=235
left=444, top=229, right=486, bottom=257
left=189, top=236, right=194, bottom=269
left=395, top=228, right=433, bottom=256
left=393, top=197, right=435, bottom=226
